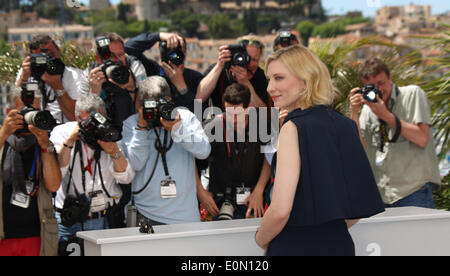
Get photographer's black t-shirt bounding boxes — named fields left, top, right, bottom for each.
left=205, top=111, right=268, bottom=206
left=203, top=65, right=269, bottom=111
left=2, top=146, right=41, bottom=239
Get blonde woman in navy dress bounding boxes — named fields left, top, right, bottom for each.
left=255, top=45, right=384, bottom=256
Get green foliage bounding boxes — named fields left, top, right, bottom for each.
left=296, top=20, right=316, bottom=46
left=312, top=21, right=346, bottom=38
left=0, top=41, right=21, bottom=82
left=59, top=39, right=95, bottom=70
left=206, top=14, right=244, bottom=39
left=433, top=173, right=450, bottom=210
left=169, top=10, right=200, bottom=37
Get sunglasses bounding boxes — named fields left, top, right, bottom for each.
left=238, top=39, right=263, bottom=48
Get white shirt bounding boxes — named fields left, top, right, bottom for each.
left=16, top=66, right=83, bottom=123
left=50, top=122, right=135, bottom=210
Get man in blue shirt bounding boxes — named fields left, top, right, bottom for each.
left=122, top=76, right=211, bottom=225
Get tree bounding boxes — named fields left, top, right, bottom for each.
left=207, top=14, right=242, bottom=39
left=312, top=21, right=346, bottom=38
left=296, top=20, right=315, bottom=46
left=117, top=3, right=131, bottom=23
left=243, top=8, right=258, bottom=34
left=169, top=10, right=200, bottom=37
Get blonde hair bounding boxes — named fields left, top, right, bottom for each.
left=238, top=34, right=265, bottom=54
left=265, top=45, right=334, bottom=109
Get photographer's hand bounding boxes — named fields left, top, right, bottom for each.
left=28, top=125, right=50, bottom=149
left=0, top=110, right=24, bottom=138
left=97, top=140, right=127, bottom=173
left=244, top=187, right=265, bottom=218
left=89, top=67, right=107, bottom=95
left=230, top=65, right=251, bottom=83
left=160, top=113, right=181, bottom=132
left=41, top=72, right=64, bottom=90
left=57, top=125, right=79, bottom=168
left=108, top=70, right=136, bottom=99
left=349, top=87, right=363, bottom=118
left=159, top=32, right=184, bottom=50
left=365, top=94, right=391, bottom=122
left=28, top=125, right=61, bottom=192
left=217, top=45, right=232, bottom=69
left=349, top=87, right=367, bottom=148
left=161, top=61, right=187, bottom=92
left=137, top=107, right=148, bottom=130
left=17, top=56, right=31, bottom=86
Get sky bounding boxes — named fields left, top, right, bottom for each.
left=79, top=0, right=449, bottom=17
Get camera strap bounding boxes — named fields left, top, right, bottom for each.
left=378, top=85, right=401, bottom=152
left=153, top=128, right=173, bottom=177
left=66, top=140, right=85, bottom=197
left=93, top=150, right=112, bottom=199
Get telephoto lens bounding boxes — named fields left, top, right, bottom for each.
left=218, top=187, right=235, bottom=220
left=23, top=110, right=56, bottom=130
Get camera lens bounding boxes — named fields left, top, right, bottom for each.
left=23, top=110, right=55, bottom=130
left=159, top=104, right=175, bottom=121
left=105, top=64, right=130, bottom=85
left=218, top=201, right=235, bottom=220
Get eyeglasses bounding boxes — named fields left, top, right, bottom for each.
left=238, top=39, right=263, bottom=49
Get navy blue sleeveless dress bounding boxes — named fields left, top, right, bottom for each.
left=266, top=106, right=385, bottom=256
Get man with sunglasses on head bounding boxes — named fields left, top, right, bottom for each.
left=15, top=34, right=82, bottom=123
left=196, top=35, right=269, bottom=111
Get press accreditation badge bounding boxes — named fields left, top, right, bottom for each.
left=11, top=192, right=30, bottom=208
left=161, top=178, right=177, bottom=199
left=376, top=144, right=388, bottom=167
left=236, top=187, right=251, bottom=205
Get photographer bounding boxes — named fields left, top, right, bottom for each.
left=349, top=58, right=441, bottom=208
left=196, top=35, right=268, bottom=111
left=0, top=87, right=61, bottom=256
left=122, top=76, right=210, bottom=225
left=15, top=34, right=82, bottom=123
left=273, top=29, right=299, bottom=52
left=80, top=32, right=147, bottom=131
left=200, top=83, right=270, bottom=219
left=50, top=94, right=135, bottom=252
left=124, top=31, right=203, bottom=113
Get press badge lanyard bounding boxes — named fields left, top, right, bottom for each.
left=153, top=128, right=176, bottom=198
left=153, top=128, right=173, bottom=177
left=26, top=146, right=40, bottom=196
left=222, top=116, right=251, bottom=204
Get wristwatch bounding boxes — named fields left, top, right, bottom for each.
left=41, top=141, right=55, bottom=153
left=54, top=89, right=65, bottom=98
left=110, top=149, right=123, bottom=160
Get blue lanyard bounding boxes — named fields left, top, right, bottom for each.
left=28, top=146, right=39, bottom=180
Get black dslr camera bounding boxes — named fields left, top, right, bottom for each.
left=142, top=98, right=176, bottom=128
left=160, top=41, right=185, bottom=66
left=226, top=44, right=250, bottom=68
left=360, top=84, right=382, bottom=103
left=15, top=82, right=56, bottom=135
left=30, top=53, right=65, bottom=80
left=79, top=111, right=122, bottom=151
left=60, top=194, right=91, bottom=228
left=96, top=36, right=130, bottom=85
